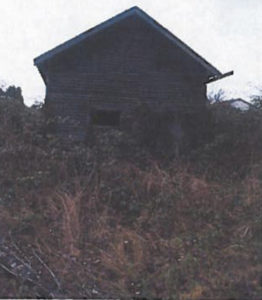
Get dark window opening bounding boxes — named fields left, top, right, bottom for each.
left=91, top=110, right=121, bottom=127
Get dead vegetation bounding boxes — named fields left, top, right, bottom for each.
left=0, top=96, right=262, bottom=298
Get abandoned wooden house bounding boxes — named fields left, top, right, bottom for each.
left=34, top=6, right=232, bottom=141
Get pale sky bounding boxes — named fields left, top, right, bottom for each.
left=0, top=0, right=262, bottom=105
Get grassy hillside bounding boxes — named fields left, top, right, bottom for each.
left=0, top=96, right=262, bottom=299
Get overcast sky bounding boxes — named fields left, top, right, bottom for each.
left=1, top=0, right=262, bottom=105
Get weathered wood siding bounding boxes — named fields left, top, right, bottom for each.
left=41, top=14, right=209, bottom=139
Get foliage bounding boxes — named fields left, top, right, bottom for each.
left=251, top=91, right=262, bottom=109
left=208, top=88, right=226, bottom=103
left=0, top=85, right=23, bottom=103
left=127, top=104, right=213, bottom=158
left=191, top=102, right=262, bottom=179
left=0, top=96, right=261, bottom=298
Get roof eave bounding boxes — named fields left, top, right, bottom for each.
left=34, top=7, right=139, bottom=66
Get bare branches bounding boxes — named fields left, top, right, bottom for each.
left=0, top=248, right=50, bottom=297
left=0, top=239, right=60, bottom=298
left=32, top=249, right=61, bottom=291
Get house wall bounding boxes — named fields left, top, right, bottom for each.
left=41, top=14, right=209, bottom=140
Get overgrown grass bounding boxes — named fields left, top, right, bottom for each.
left=0, top=97, right=261, bottom=298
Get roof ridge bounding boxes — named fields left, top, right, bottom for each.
left=128, top=6, right=143, bottom=11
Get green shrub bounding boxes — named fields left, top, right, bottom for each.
left=190, top=103, right=262, bottom=179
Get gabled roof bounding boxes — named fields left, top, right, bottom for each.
left=34, top=6, right=222, bottom=76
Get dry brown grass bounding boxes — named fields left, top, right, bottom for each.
left=0, top=98, right=262, bottom=298
left=48, top=191, right=82, bottom=257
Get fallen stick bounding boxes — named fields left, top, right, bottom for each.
left=32, top=249, right=61, bottom=290
left=0, top=261, right=51, bottom=297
